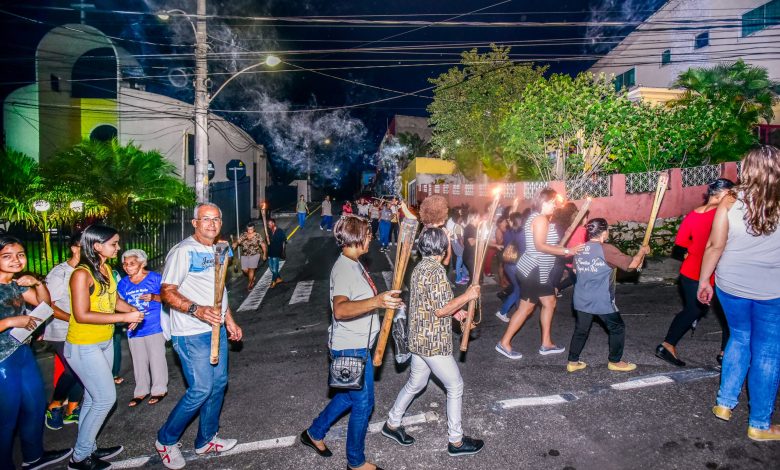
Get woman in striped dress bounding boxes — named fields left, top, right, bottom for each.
left=496, top=188, right=582, bottom=359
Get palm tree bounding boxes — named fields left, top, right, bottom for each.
left=674, top=59, right=778, bottom=124
left=41, top=139, right=195, bottom=229
left=0, top=148, right=98, bottom=267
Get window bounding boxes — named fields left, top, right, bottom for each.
left=89, top=125, right=117, bottom=142
left=694, top=32, right=709, bottom=49
left=661, top=49, right=671, bottom=66
left=614, top=67, right=636, bottom=91
left=50, top=74, right=60, bottom=92
left=742, top=0, right=780, bottom=36
left=187, top=133, right=195, bottom=165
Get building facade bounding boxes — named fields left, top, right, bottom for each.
left=2, top=23, right=268, bottom=219
left=588, top=0, right=780, bottom=141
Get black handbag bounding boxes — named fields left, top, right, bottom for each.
left=327, top=313, right=373, bottom=390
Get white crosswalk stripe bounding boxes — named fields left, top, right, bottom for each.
left=237, top=261, right=285, bottom=312
left=289, top=280, right=314, bottom=305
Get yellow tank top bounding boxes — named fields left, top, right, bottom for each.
left=66, top=266, right=117, bottom=345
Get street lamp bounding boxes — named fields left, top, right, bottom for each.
left=158, top=3, right=280, bottom=203
left=33, top=200, right=52, bottom=270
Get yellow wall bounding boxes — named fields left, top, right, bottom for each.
left=400, top=157, right=456, bottom=199
left=76, top=98, right=117, bottom=139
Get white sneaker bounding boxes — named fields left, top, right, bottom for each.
left=195, top=435, right=237, bottom=455
left=155, top=441, right=185, bottom=469
left=495, top=311, right=510, bottom=323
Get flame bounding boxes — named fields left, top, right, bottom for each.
left=261, top=202, right=266, bottom=210
left=586, top=196, right=592, bottom=202
left=555, top=194, right=565, bottom=205
left=492, top=186, right=503, bottom=198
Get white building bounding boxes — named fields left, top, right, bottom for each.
left=3, top=24, right=268, bottom=218
left=588, top=0, right=780, bottom=138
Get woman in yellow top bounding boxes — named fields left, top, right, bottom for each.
left=65, top=225, right=144, bottom=470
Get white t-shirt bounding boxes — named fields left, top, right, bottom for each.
left=357, top=203, right=370, bottom=216
left=43, top=261, right=75, bottom=342
left=162, top=236, right=229, bottom=336
left=329, top=254, right=379, bottom=350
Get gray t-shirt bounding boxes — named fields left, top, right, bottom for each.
left=44, top=261, right=75, bottom=342
left=322, top=200, right=332, bottom=217
left=716, top=197, right=780, bottom=300
left=329, top=254, right=379, bottom=350
left=573, top=242, right=633, bottom=315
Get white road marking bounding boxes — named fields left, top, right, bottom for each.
left=289, top=280, right=314, bottom=305
left=237, top=261, right=285, bottom=312
left=611, top=375, right=675, bottom=391
left=382, top=271, right=393, bottom=290
left=110, top=412, right=438, bottom=468
left=497, top=394, right=570, bottom=409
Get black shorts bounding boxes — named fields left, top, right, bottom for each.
left=519, top=267, right=555, bottom=302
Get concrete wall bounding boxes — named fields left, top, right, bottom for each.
left=3, top=84, right=39, bottom=159
left=589, top=0, right=780, bottom=123
left=416, top=162, right=740, bottom=224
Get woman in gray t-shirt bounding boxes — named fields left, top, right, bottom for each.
left=567, top=219, right=649, bottom=374
left=302, top=215, right=401, bottom=470
left=698, top=145, right=780, bottom=441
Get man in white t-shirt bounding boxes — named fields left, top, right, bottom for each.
left=155, top=203, right=243, bottom=469
left=43, top=233, right=84, bottom=429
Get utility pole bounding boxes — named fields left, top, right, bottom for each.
left=194, top=0, right=209, bottom=203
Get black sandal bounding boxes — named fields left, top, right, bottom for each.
left=128, top=395, right=148, bottom=407
left=148, top=393, right=167, bottom=405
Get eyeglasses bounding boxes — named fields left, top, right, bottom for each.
left=196, top=217, right=222, bottom=224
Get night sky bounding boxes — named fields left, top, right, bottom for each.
left=0, top=0, right=665, bottom=193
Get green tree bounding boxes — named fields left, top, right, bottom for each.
left=427, top=44, right=546, bottom=180
left=395, top=132, right=431, bottom=170
left=671, top=60, right=777, bottom=161
left=0, top=148, right=100, bottom=266
left=41, top=139, right=194, bottom=229
left=502, top=73, right=639, bottom=181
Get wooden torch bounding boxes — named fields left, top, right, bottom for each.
left=373, top=209, right=419, bottom=367
left=210, top=241, right=231, bottom=365
left=460, top=186, right=502, bottom=352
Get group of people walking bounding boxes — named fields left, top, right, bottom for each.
left=2, top=146, right=779, bottom=469
left=2, top=204, right=243, bottom=469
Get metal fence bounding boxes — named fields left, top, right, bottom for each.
left=625, top=170, right=669, bottom=194
left=5, top=206, right=194, bottom=277
left=681, top=164, right=721, bottom=187
left=523, top=181, right=547, bottom=199
left=566, top=174, right=612, bottom=200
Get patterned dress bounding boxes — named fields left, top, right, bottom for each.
left=408, top=257, right=455, bottom=357
left=237, top=232, right=265, bottom=256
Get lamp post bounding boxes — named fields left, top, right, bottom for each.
left=33, top=200, right=52, bottom=270
left=158, top=2, right=280, bottom=203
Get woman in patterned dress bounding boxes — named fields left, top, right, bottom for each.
left=381, top=227, right=484, bottom=457
left=232, top=222, right=267, bottom=290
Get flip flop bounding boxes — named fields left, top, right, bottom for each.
left=128, top=395, right=149, bottom=407
left=148, top=394, right=167, bottom=405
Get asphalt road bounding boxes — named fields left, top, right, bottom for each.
left=28, top=214, right=779, bottom=470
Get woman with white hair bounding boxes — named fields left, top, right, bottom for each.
left=117, top=249, right=168, bottom=407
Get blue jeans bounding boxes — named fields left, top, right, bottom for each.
left=321, top=215, right=333, bottom=230
left=298, top=212, right=306, bottom=228
left=268, top=257, right=281, bottom=282
left=378, top=220, right=391, bottom=247
left=0, top=345, right=45, bottom=468
left=308, top=348, right=374, bottom=468
left=715, top=287, right=780, bottom=430
left=158, top=328, right=229, bottom=448
left=500, top=263, right=521, bottom=315
left=455, top=255, right=468, bottom=282
left=65, top=339, right=116, bottom=461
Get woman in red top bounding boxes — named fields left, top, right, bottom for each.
left=656, top=178, right=734, bottom=367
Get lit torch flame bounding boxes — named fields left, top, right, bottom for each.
left=492, top=186, right=503, bottom=198
left=555, top=194, right=565, bottom=205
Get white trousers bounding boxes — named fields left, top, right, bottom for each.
left=387, top=354, right=464, bottom=443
